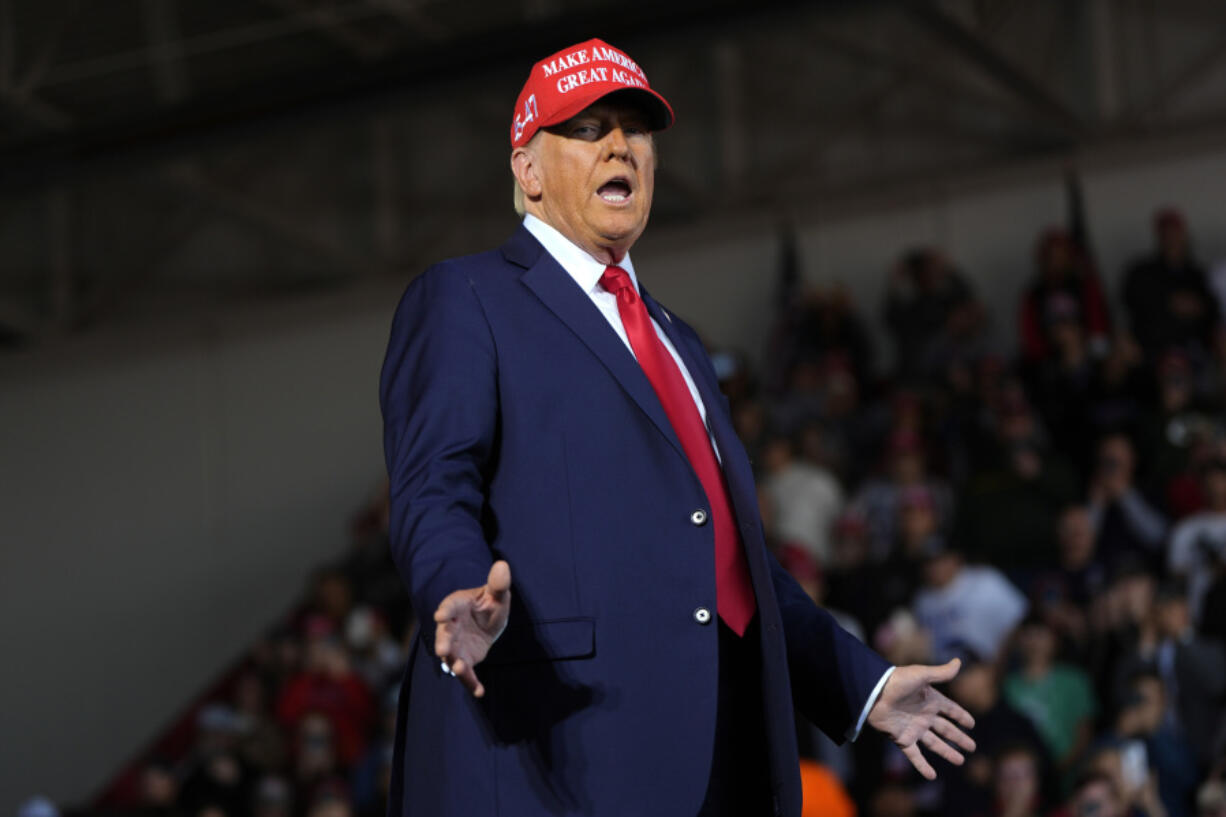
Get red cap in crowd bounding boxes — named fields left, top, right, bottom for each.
left=510, top=38, right=675, bottom=148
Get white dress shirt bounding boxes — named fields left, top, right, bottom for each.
left=522, top=214, right=715, bottom=446
left=521, top=214, right=892, bottom=740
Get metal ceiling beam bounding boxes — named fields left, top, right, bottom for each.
left=0, top=0, right=13, bottom=93
left=257, top=0, right=390, bottom=60
left=162, top=162, right=390, bottom=278
left=0, top=89, right=74, bottom=129
left=367, top=0, right=447, bottom=41
left=1127, top=23, right=1226, bottom=121
left=141, top=0, right=190, bottom=105
left=899, top=0, right=1083, bottom=137
left=0, top=0, right=868, bottom=191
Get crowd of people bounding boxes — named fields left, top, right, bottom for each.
left=49, top=205, right=1225, bottom=817
left=747, top=206, right=1226, bottom=817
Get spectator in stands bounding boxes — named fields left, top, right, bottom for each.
left=825, top=510, right=910, bottom=641
left=1083, top=742, right=1167, bottom=817
left=1126, top=583, right=1226, bottom=769
left=305, top=784, right=353, bottom=817
left=853, top=428, right=954, bottom=559
left=276, top=616, right=374, bottom=769
left=956, top=385, right=1080, bottom=576
left=1030, top=505, right=1108, bottom=656
left=134, top=759, right=183, bottom=817
left=774, top=284, right=877, bottom=389
left=1089, top=433, right=1168, bottom=571
left=291, top=712, right=339, bottom=790
left=1115, top=669, right=1200, bottom=817
left=867, top=782, right=918, bottom=817
left=231, top=671, right=286, bottom=775
left=761, top=433, right=844, bottom=565
left=307, top=568, right=355, bottom=631
left=1019, top=227, right=1113, bottom=364
left=1168, top=457, right=1226, bottom=627
left=732, top=397, right=770, bottom=472
left=797, top=758, right=857, bottom=817
left=884, top=247, right=985, bottom=384
left=912, top=538, right=1028, bottom=663
left=351, top=691, right=397, bottom=817
left=1063, top=772, right=1125, bottom=817
left=343, top=606, right=403, bottom=693
left=16, top=798, right=59, bottom=817
left=251, top=777, right=292, bottom=817
left=1200, top=781, right=1226, bottom=817
left=179, top=746, right=249, bottom=817
left=993, top=742, right=1047, bottom=817
left=776, top=542, right=865, bottom=643
left=940, top=655, right=1054, bottom=817
left=1123, top=208, right=1221, bottom=359
left=1089, top=330, right=1149, bottom=437
left=770, top=358, right=827, bottom=435
left=1024, top=290, right=1100, bottom=473
left=1004, top=615, right=1097, bottom=774
left=1200, top=550, right=1226, bottom=644
left=1138, top=350, right=1219, bottom=505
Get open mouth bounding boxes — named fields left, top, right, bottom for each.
left=597, top=176, right=633, bottom=203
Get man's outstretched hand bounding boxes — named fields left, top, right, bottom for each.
left=433, top=560, right=512, bottom=698
left=867, top=658, right=977, bottom=780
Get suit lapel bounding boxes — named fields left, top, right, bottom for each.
left=641, top=289, right=763, bottom=541
left=506, top=227, right=687, bottom=463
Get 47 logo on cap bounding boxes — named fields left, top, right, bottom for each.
left=513, top=94, right=538, bottom=144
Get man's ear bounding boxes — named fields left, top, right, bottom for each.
left=510, top=147, right=542, bottom=199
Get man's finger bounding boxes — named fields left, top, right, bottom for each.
left=921, top=731, right=965, bottom=767
left=941, top=696, right=976, bottom=729
left=451, top=658, right=485, bottom=698
left=933, top=716, right=977, bottom=753
left=435, top=625, right=452, bottom=659
left=902, top=743, right=936, bottom=781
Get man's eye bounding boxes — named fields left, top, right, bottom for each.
left=572, top=124, right=600, bottom=138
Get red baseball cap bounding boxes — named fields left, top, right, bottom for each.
left=510, top=38, right=675, bottom=148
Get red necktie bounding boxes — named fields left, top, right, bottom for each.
left=599, top=265, right=756, bottom=635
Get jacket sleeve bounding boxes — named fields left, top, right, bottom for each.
left=768, top=549, right=892, bottom=743
left=379, top=262, right=498, bottom=628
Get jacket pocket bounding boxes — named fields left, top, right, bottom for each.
left=482, top=617, right=595, bottom=665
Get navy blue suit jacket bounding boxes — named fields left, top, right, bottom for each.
left=379, top=224, right=890, bottom=817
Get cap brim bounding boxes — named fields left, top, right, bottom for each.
left=539, top=86, right=675, bottom=134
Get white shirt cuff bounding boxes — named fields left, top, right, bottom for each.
left=846, top=666, right=895, bottom=742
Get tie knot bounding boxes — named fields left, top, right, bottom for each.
left=599, top=265, right=635, bottom=299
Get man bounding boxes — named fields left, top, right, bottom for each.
left=1168, top=457, right=1226, bottom=626
left=380, top=38, right=975, bottom=817
left=912, top=539, right=1028, bottom=663
left=1122, top=207, right=1220, bottom=358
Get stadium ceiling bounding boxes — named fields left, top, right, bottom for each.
left=2, top=0, right=1226, bottom=343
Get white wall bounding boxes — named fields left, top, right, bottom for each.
left=0, top=286, right=401, bottom=813
left=3, top=137, right=1225, bottom=813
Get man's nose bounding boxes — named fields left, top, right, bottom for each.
left=604, top=127, right=631, bottom=159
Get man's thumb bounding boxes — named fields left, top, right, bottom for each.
left=486, top=560, right=512, bottom=599
left=928, top=657, right=962, bottom=683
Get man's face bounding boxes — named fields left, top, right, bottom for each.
left=515, top=100, right=655, bottom=263
left=1074, top=779, right=1122, bottom=817
left=1058, top=507, right=1095, bottom=568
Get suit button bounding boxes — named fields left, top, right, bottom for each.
left=693, top=607, right=712, bottom=625
left=690, top=509, right=708, bottom=526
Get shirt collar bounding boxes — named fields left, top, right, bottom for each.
left=522, top=214, right=639, bottom=296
